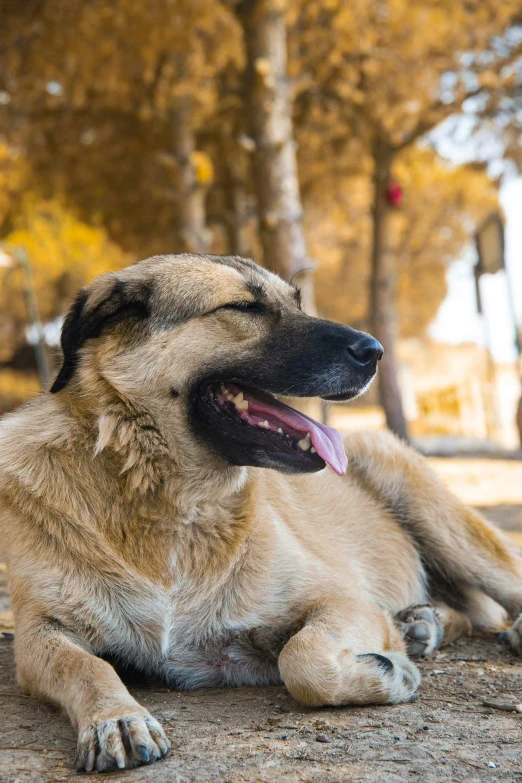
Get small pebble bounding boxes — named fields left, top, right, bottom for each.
left=180, top=705, right=188, bottom=710
left=422, top=725, right=429, bottom=730
left=488, top=762, right=498, bottom=768
left=315, top=733, right=332, bottom=743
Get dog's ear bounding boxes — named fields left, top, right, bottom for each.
left=50, top=277, right=152, bottom=393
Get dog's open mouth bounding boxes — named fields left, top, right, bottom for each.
left=198, top=382, right=348, bottom=475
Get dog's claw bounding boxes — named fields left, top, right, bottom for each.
left=154, top=735, right=170, bottom=756
left=137, top=744, right=150, bottom=762
left=76, top=712, right=170, bottom=772
left=356, top=651, right=421, bottom=704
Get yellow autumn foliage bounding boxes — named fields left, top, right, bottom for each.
left=190, top=151, right=214, bottom=186
left=0, top=199, right=132, bottom=348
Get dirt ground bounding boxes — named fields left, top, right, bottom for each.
left=1, top=456, right=521, bottom=783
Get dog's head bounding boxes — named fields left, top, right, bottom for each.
left=51, top=254, right=382, bottom=476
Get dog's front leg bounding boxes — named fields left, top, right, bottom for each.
left=14, top=614, right=170, bottom=772
left=278, top=596, right=420, bottom=707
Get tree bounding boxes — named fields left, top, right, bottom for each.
left=0, top=0, right=241, bottom=256
left=290, top=0, right=522, bottom=438
left=307, top=147, right=499, bottom=337
left=236, top=0, right=314, bottom=312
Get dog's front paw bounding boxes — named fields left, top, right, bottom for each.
left=498, top=614, right=522, bottom=656
left=356, top=651, right=421, bottom=704
left=76, top=709, right=170, bottom=773
left=396, top=604, right=444, bottom=657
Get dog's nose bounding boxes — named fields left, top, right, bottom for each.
left=347, top=335, right=383, bottom=367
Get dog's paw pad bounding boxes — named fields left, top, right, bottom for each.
left=356, top=651, right=421, bottom=704
left=76, top=712, right=170, bottom=772
left=498, top=614, right=522, bottom=656
left=396, top=604, right=443, bottom=657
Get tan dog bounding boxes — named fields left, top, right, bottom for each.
left=1, top=253, right=522, bottom=774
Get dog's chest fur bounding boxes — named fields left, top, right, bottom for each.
left=98, top=586, right=292, bottom=689
left=53, top=538, right=299, bottom=691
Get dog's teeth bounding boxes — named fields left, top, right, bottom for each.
left=233, top=392, right=244, bottom=404
left=310, top=446, right=316, bottom=454
left=277, top=428, right=283, bottom=434
left=298, top=432, right=311, bottom=451
left=226, top=393, right=234, bottom=401
left=237, top=400, right=249, bottom=410
left=260, top=420, right=270, bottom=428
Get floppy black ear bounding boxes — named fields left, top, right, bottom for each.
left=50, top=279, right=151, bottom=393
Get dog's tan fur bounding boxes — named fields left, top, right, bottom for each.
left=1, top=253, right=522, bottom=773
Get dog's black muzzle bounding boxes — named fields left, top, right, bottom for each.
left=228, top=314, right=383, bottom=401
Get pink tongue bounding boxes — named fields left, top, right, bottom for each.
left=247, top=396, right=348, bottom=476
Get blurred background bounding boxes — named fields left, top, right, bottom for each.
left=0, top=0, right=521, bottom=458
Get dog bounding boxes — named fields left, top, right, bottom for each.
left=1, top=253, right=522, bottom=773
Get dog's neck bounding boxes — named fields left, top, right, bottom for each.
left=58, top=390, right=262, bottom=584
left=68, top=387, right=250, bottom=520
left=161, top=462, right=250, bottom=527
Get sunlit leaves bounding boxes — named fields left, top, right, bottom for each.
left=0, top=199, right=131, bottom=350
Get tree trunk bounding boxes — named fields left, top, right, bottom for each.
left=221, top=135, right=252, bottom=258
left=238, top=0, right=315, bottom=313
left=170, top=101, right=208, bottom=255
left=369, top=143, right=409, bottom=441
left=224, top=175, right=251, bottom=258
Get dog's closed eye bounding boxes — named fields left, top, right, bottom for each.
left=219, top=301, right=266, bottom=314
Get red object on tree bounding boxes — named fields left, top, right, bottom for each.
left=386, top=180, right=403, bottom=207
